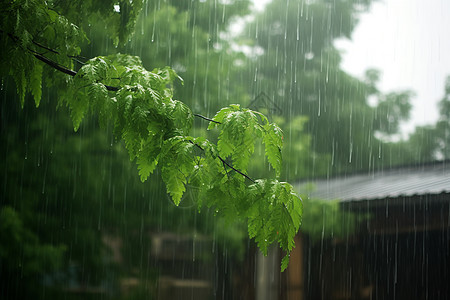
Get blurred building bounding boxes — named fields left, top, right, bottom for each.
left=279, top=160, right=450, bottom=300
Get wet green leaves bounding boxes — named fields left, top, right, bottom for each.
left=1, top=0, right=303, bottom=271
left=66, top=58, right=302, bottom=269
left=209, top=104, right=283, bottom=176
left=247, top=179, right=302, bottom=271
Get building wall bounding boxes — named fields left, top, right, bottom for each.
left=291, top=194, right=450, bottom=300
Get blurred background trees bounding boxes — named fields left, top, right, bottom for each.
left=240, top=0, right=421, bottom=177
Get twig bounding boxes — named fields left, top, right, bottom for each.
left=32, top=51, right=119, bottom=91
left=189, top=141, right=255, bottom=183
left=194, top=114, right=221, bottom=124
left=32, top=51, right=77, bottom=76
left=70, top=57, right=86, bottom=65
left=32, top=40, right=59, bottom=54
left=3, top=28, right=257, bottom=184
left=68, top=54, right=88, bottom=60
left=222, top=160, right=231, bottom=179
left=217, top=156, right=255, bottom=183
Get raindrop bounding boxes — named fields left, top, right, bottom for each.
left=305, top=52, right=314, bottom=60
left=151, top=10, right=156, bottom=42
left=318, top=89, right=321, bottom=116
left=349, top=140, right=353, bottom=163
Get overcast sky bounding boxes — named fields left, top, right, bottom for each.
left=252, top=0, right=450, bottom=135
left=335, top=0, right=450, bottom=134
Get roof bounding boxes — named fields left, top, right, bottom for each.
left=296, top=161, right=450, bottom=202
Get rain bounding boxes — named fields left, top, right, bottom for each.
left=1, top=0, right=449, bottom=299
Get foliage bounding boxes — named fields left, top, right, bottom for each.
left=241, top=0, right=419, bottom=175
left=401, top=75, right=450, bottom=161
left=436, top=78, right=450, bottom=159
left=0, top=206, right=65, bottom=277
left=0, top=0, right=302, bottom=271
left=55, top=0, right=143, bottom=46
left=124, top=1, right=251, bottom=114
left=0, top=93, right=120, bottom=298
left=0, top=80, right=249, bottom=298
left=299, top=196, right=368, bottom=243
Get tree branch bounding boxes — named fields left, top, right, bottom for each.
left=32, top=39, right=59, bottom=54
left=2, top=28, right=256, bottom=185
left=32, top=51, right=77, bottom=76
left=1, top=29, right=117, bottom=91
left=194, top=114, right=221, bottom=124
left=33, top=50, right=221, bottom=120
left=217, top=155, right=255, bottom=183
left=2, top=29, right=224, bottom=122
left=30, top=46, right=247, bottom=181
left=33, top=51, right=221, bottom=121
left=32, top=51, right=119, bottom=91
left=32, top=38, right=86, bottom=64
left=189, top=140, right=255, bottom=183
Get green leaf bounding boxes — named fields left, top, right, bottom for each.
left=159, top=137, right=197, bottom=205
left=137, top=158, right=158, bottom=182
left=13, top=69, right=26, bottom=108
left=217, top=130, right=234, bottom=159
left=70, top=93, right=89, bottom=131
left=161, top=166, right=186, bottom=206
left=208, top=105, right=237, bottom=129
left=263, top=123, right=283, bottom=176
left=246, top=180, right=302, bottom=269
left=160, top=66, right=182, bottom=85
left=281, top=255, right=290, bottom=272
left=136, top=136, right=161, bottom=182
left=29, top=62, right=43, bottom=107
left=77, top=63, right=97, bottom=82
left=88, top=82, right=108, bottom=105
left=231, top=127, right=254, bottom=172
left=169, top=100, right=193, bottom=135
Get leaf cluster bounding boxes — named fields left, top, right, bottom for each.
left=53, top=0, right=143, bottom=46
left=1, top=0, right=303, bottom=271
left=246, top=180, right=302, bottom=271
left=0, top=0, right=143, bottom=108
left=61, top=55, right=302, bottom=270
left=0, top=0, right=86, bottom=107
left=209, top=104, right=283, bottom=176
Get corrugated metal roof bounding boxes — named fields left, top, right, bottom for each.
left=296, top=161, right=450, bottom=202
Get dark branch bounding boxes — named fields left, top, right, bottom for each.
left=69, top=56, right=86, bottom=65
left=189, top=141, right=255, bottom=183
left=2, top=30, right=232, bottom=113
left=26, top=40, right=251, bottom=182
left=194, top=114, right=221, bottom=124
left=68, top=54, right=88, bottom=60
left=32, top=52, right=220, bottom=118
left=1, top=29, right=118, bottom=90
left=32, top=39, right=87, bottom=65
left=32, top=52, right=119, bottom=91
left=32, top=51, right=77, bottom=76
left=33, top=51, right=249, bottom=181
left=32, top=40, right=59, bottom=54
left=218, top=156, right=255, bottom=183
left=2, top=29, right=258, bottom=184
